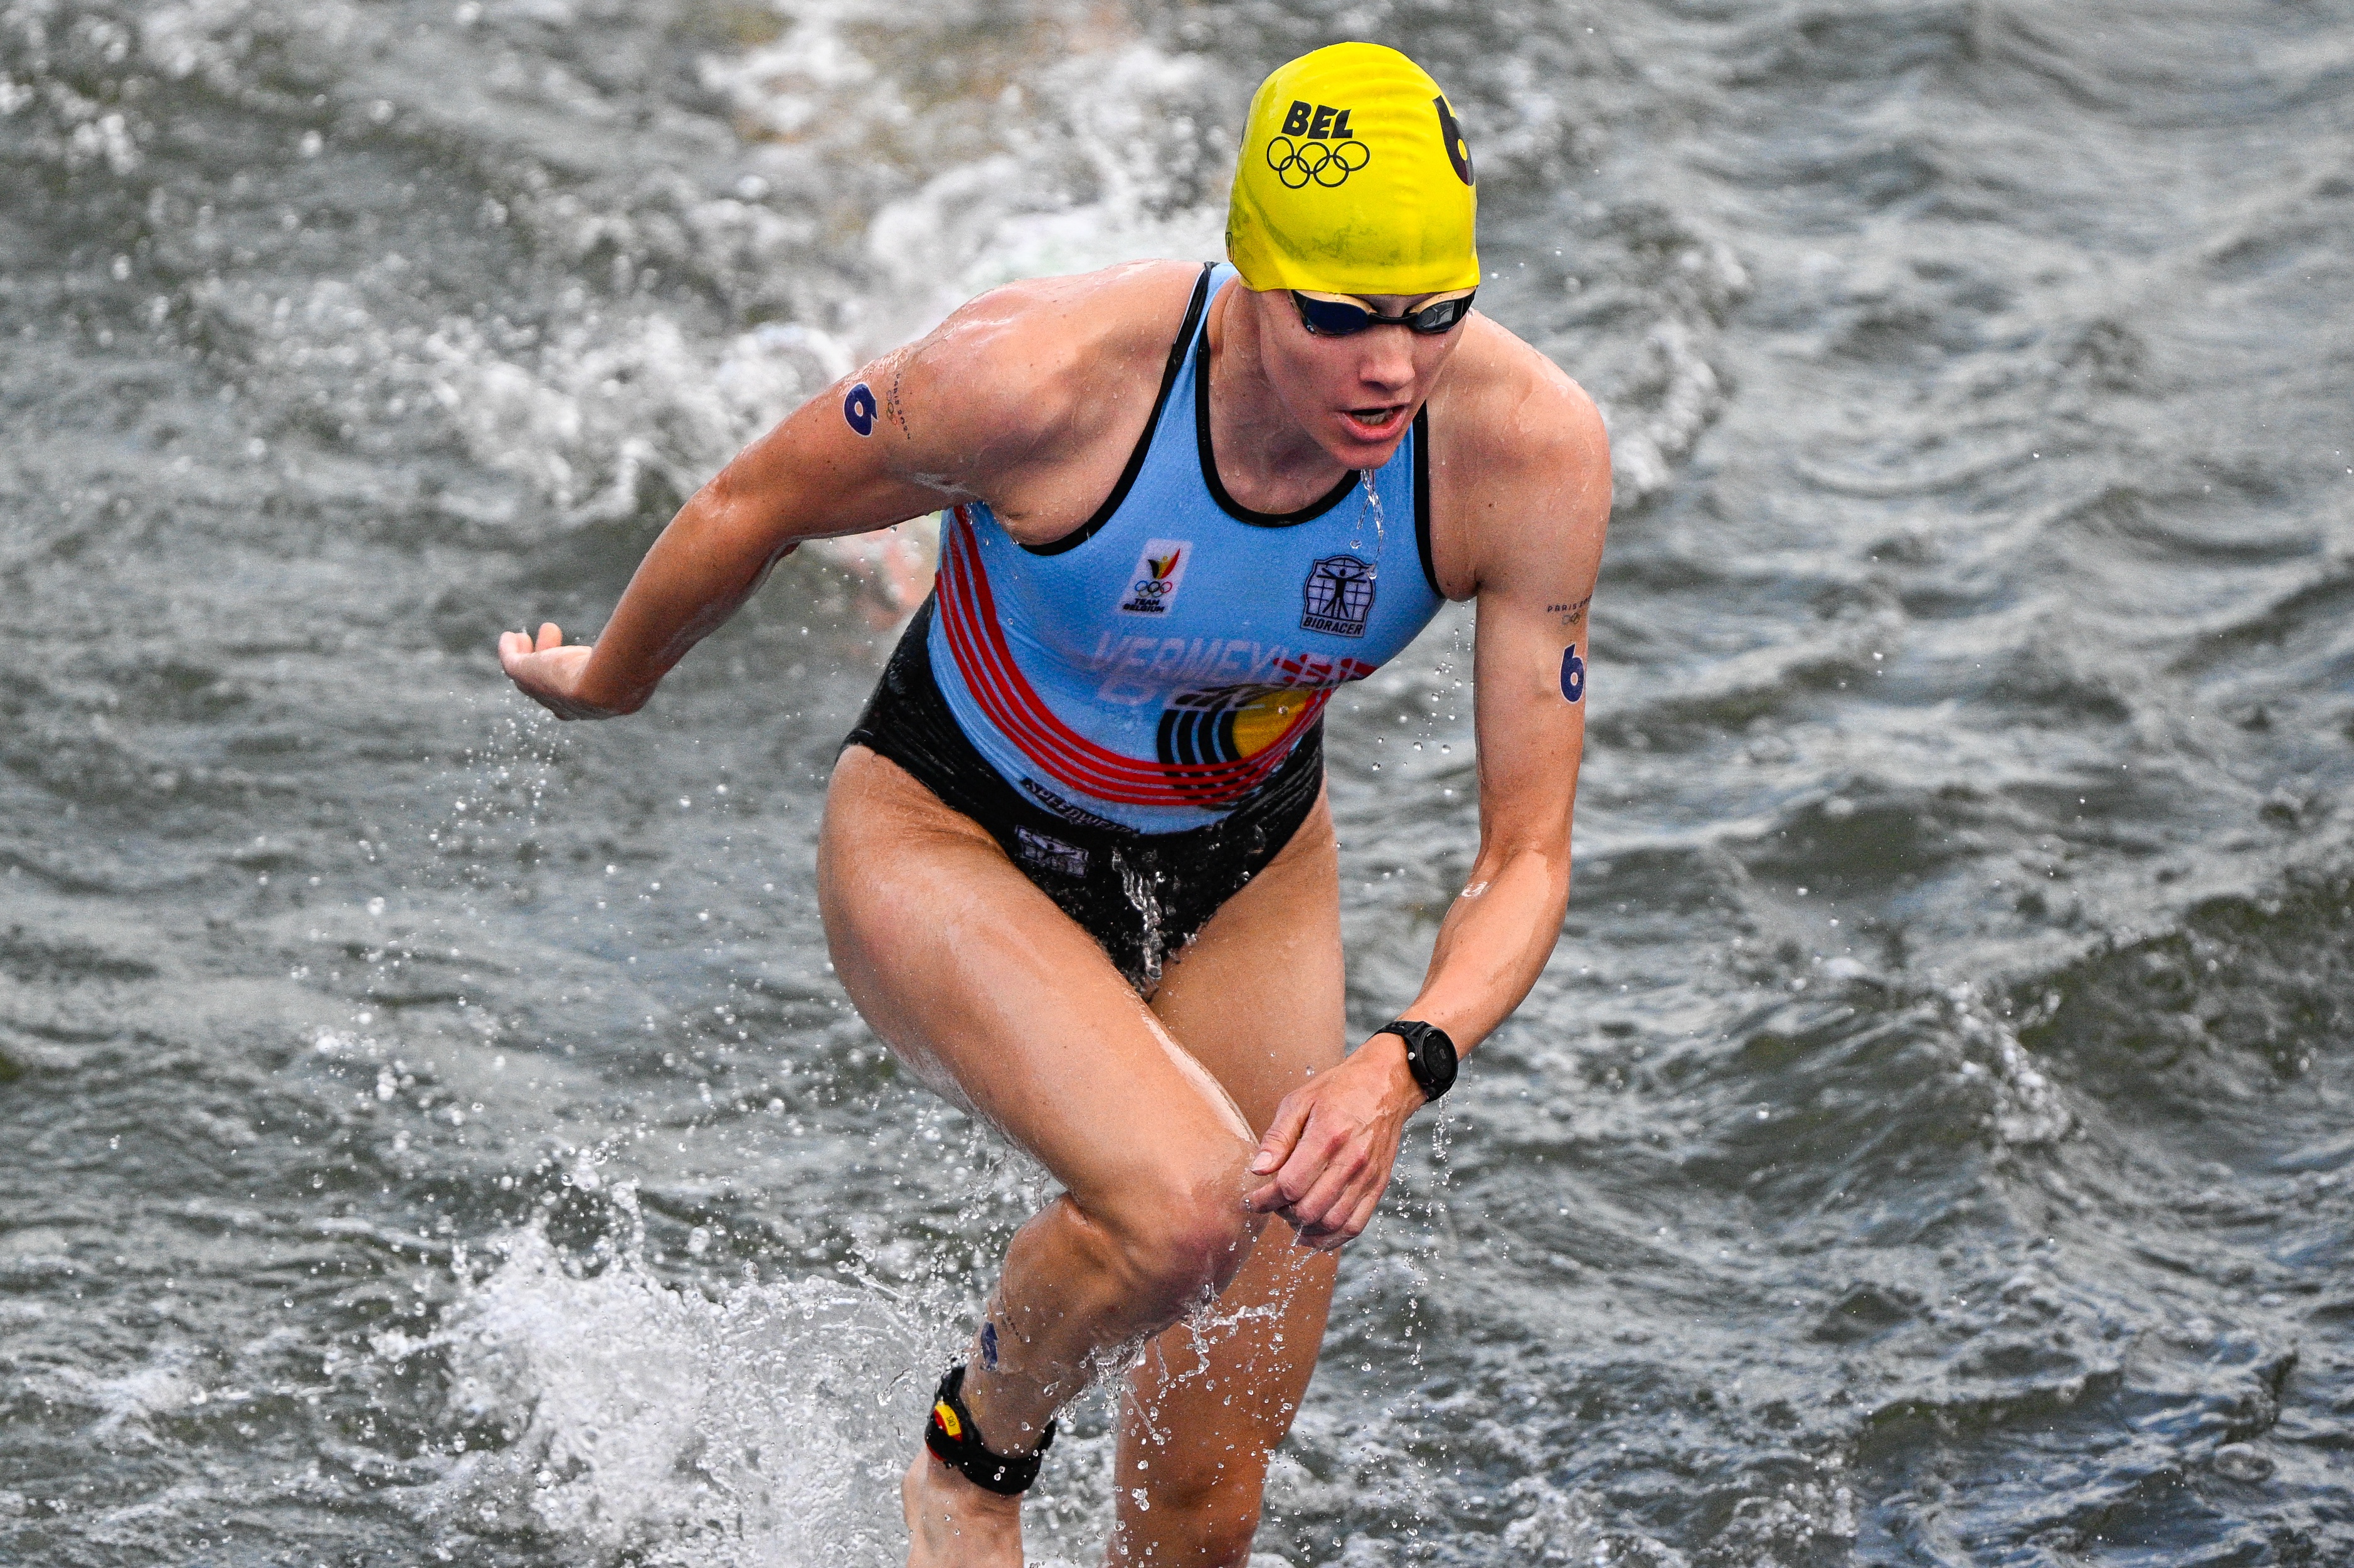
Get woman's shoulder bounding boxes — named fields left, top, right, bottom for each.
left=893, top=260, right=1211, bottom=470
left=1421, top=315, right=1612, bottom=597
left=920, top=260, right=1209, bottom=395
left=1428, top=314, right=1607, bottom=479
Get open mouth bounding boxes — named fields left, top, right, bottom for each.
left=1339, top=405, right=1408, bottom=440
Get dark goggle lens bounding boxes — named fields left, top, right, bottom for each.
left=1291, top=290, right=1476, bottom=337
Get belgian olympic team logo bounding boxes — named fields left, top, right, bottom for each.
left=1118, top=538, right=1192, bottom=615
left=1266, top=134, right=1370, bottom=189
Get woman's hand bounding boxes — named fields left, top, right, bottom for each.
left=497, top=622, right=627, bottom=720
left=1244, top=1034, right=1426, bottom=1250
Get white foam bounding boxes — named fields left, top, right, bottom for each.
left=854, top=40, right=1229, bottom=332
left=1593, top=233, right=1749, bottom=506
left=408, top=1178, right=1362, bottom=1563
left=1944, top=985, right=2077, bottom=1147
left=1499, top=1479, right=1694, bottom=1566
left=416, top=1208, right=946, bottom=1564
left=709, top=15, right=1233, bottom=347
left=70, top=1344, right=203, bottom=1441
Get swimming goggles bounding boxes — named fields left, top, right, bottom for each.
left=1290, top=288, right=1477, bottom=337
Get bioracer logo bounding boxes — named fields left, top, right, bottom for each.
left=1118, top=539, right=1192, bottom=615
left=1302, top=554, right=1377, bottom=637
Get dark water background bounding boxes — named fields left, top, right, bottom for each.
left=5, top=0, right=2353, bottom=1562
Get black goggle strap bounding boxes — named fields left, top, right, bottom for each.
left=924, top=1364, right=1056, bottom=1496
left=1292, top=290, right=1477, bottom=336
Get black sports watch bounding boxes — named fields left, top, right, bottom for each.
left=1375, top=1019, right=1458, bottom=1103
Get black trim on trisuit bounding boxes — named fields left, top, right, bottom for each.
left=1024, top=263, right=1215, bottom=558
left=1411, top=404, right=1441, bottom=598
left=1191, top=331, right=1359, bottom=529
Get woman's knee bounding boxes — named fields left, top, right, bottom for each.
left=1115, top=1467, right=1265, bottom=1567
left=1091, top=1142, right=1266, bottom=1313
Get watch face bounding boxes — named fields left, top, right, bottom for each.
left=1423, top=1031, right=1456, bottom=1083
left=1391, top=1021, right=1456, bottom=1099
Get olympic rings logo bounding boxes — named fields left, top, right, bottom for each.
left=1265, top=135, right=1371, bottom=189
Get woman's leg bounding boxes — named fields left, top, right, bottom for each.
left=819, top=746, right=1283, bottom=1567
left=1106, top=793, right=1349, bottom=1567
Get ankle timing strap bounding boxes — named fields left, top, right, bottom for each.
left=924, top=1364, right=1056, bottom=1496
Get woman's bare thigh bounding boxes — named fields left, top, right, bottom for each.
left=1149, top=787, right=1348, bottom=1126
left=817, top=744, right=1259, bottom=1204
left=1109, top=790, right=1349, bottom=1556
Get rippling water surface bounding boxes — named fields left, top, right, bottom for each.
left=4, top=1, right=2352, bottom=1562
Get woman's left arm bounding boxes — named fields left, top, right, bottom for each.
left=1247, top=366, right=1611, bottom=1246
left=1390, top=384, right=1611, bottom=1056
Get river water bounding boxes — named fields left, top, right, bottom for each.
left=4, top=1, right=2352, bottom=1563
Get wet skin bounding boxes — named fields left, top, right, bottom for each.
left=499, top=261, right=1611, bottom=1566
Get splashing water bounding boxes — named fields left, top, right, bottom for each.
left=1350, top=467, right=1385, bottom=560
left=1113, top=850, right=1169, bottom=988
left=410, top=1201, right=943, bottom=1566
left=9, top=0, right=2354, bottom=1562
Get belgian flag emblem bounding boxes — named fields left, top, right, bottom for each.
left=1157, top=687, right=1308, bottom=787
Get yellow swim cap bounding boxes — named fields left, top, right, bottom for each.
left=1226, top=43, right=1479, bottom=297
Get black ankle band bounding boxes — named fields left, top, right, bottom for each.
left=923, top=1364, right=1056, bottom=1496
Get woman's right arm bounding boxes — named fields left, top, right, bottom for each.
left=497, top=356, right=972, bottom=719
left=498, top=261, right=1202, bottom=719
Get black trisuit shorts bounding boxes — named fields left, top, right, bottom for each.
left=842, top=596, right=1323, bottom=991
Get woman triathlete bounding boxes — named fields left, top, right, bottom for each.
left=499, top=43, right=1608, bottom=1568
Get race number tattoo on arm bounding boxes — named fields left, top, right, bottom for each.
left=843, top=381, right=878, bottom=437
left=1559, top=644, right=1586, bottom=702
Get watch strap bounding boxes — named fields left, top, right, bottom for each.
left=1376, top=1019, right=1458, bottom=1103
